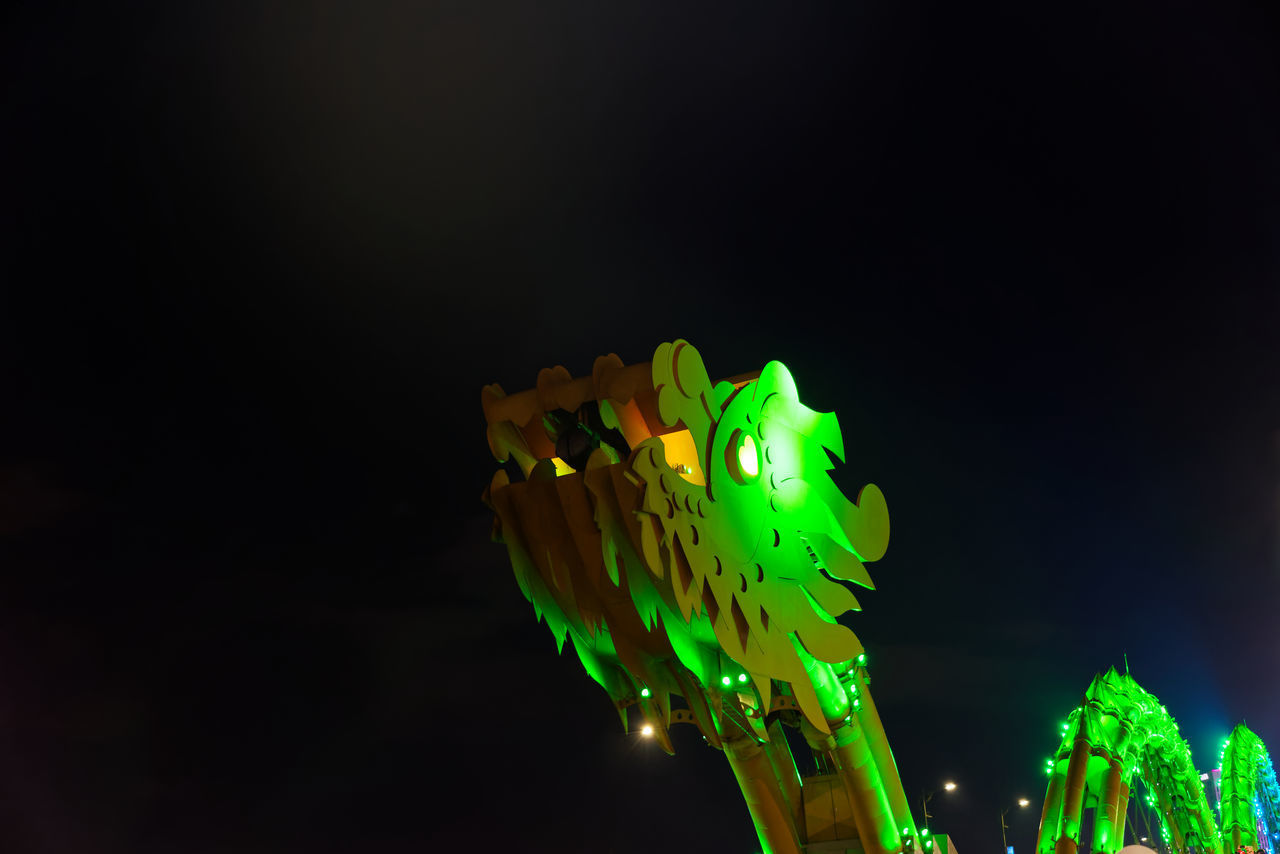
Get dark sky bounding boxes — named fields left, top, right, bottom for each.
left=4, top=2, right=1279, bottom=852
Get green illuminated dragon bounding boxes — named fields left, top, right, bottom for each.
left=482, top=339, right=917, bottom=854
left=481, top=340, right=1280, bottom=854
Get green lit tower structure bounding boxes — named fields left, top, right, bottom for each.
left=481, top=340, right=938, bottom=854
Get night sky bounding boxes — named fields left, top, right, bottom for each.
left=4, top=2, right=1279, bottom=853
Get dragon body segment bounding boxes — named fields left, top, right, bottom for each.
left=1037, top=668, right=1218, bottom=854
left=1036, top=669, right=1280, bottom=854
left=1220, top=724, right=1280, bottom=853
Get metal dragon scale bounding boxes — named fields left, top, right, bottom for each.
left=481, top=340, right=933, bottom=854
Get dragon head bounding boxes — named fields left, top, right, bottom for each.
left=632, top=340, right=889, bottom=729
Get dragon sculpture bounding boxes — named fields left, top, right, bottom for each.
left=481, top=340, right=923, bottom=854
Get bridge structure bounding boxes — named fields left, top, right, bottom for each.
left=478, top=338, right=1278, bottom=854
left=1034, top=669, right=1279, bottom=854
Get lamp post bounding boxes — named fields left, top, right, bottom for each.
left=1002, top=799, right=1031, bottom=853
left=923, top=782, right=958, bottom=832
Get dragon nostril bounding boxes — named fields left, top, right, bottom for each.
left=756, top=564, right=764, bottom=583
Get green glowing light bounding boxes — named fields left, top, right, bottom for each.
left=738, top=673, right=748, bottom=683
left=857, top=653, right=867, bottom=664
left=721, top=675, right=732, bottom=687
left=738, top=434, right=759, bottom=477
left=640, top=687, right=650, bottom=698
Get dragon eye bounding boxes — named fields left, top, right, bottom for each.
left=726, top=430, right=760, bottom=484
left=739, top=434, right=759, bottom=476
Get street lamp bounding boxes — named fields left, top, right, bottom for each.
left=1002, top=798, right=1031, bottom=853
left=923, top=782, right=958, bottom=831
